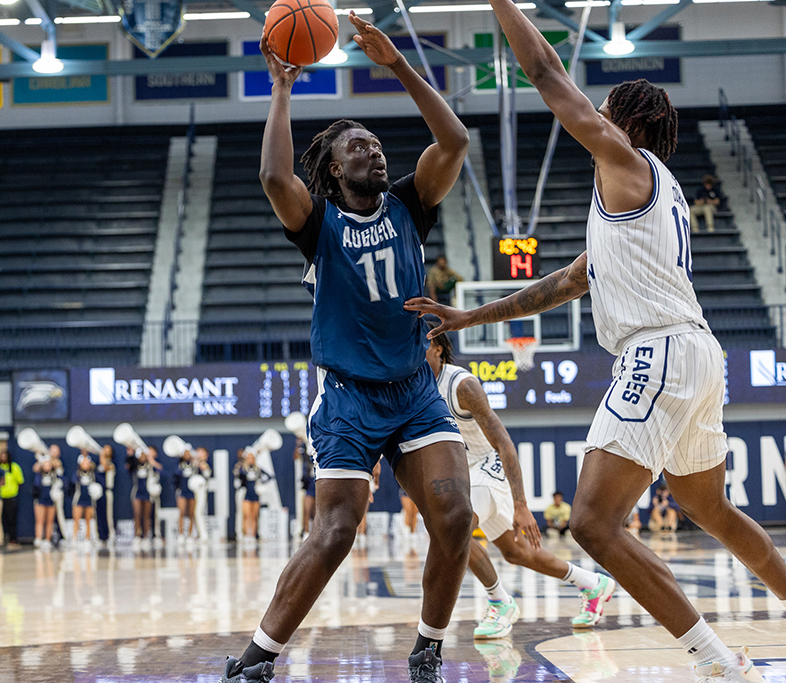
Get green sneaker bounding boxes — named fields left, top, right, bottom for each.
left=473, top=598, right=520, bottom=639
left=571, top=574, right=616, bottom=629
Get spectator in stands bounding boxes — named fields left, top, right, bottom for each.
left=690, top=174, right=720, bottom=233
left=0, top=447, right=24, bottom=550
left=649, top=483, right=679, bottom=533
left=427, top=255, right=464, bottom=305
left=543, top=491, right=571, bottom=537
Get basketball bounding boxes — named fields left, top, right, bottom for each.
left=264, top=0, right=339, bottom=67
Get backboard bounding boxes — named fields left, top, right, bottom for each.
left=455, top=280, right=581, bottom=355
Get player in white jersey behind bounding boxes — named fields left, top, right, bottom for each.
left=406, top=1, right=786, bottom=680
left=425, top=322, right=615, bottom=636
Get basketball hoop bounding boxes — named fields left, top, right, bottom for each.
left=504, top=336, right=539, bottom=372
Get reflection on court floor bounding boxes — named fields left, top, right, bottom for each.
left=0, top=530, right=784, bottom=682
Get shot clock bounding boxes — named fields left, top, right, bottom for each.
left=492, top=236, right=541, bottom=280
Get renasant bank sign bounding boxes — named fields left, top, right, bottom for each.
left=87, top=367, right=241, bottom=416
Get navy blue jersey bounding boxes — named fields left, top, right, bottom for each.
left=287, top=174, right=437, bottom=383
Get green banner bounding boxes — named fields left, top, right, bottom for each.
left=474, top=31, right=569, bottom=90
left=13, top=44, right=108, bottom=105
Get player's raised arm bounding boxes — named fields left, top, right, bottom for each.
left=488, top=0, right=639, bottom=170
left=258, top=36, right=314, bottom=233
left=405, top=251, right=588, bottom=337
left=455, top=375, right=541, bottom=548
left=349, top=11, right=469, bottom=211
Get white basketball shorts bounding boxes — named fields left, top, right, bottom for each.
left=471, top=478, right=514, bottom=542
left=585, top=327, right=728, bottom=482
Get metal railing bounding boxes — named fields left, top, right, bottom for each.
left=718, top=88, right=786, bottom=296
left=161, top=103, right=197, bottom=358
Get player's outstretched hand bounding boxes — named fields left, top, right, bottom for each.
left=403, top=297, right=471, bottom=337
left=514, top=503, right=542, bottom=550
left=349, top=10, right=403, bottom=68
left=259, top=34, right=303, bottom=87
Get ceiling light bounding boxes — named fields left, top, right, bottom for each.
left=410, top=2, right=535, bottom=11
left=565, top=1, right=609, bottom=6
left=0, top=0, right=19, bottom=6
left=182, top=11, right=250, bottom=19
left=333, top=7, right=373, bottom=14
left=54, top=15, right=121, bottom=23
left=319, top=43, right=348, bottom=64
left=25, top=17, right=42, bottom=24
left=603, top=21, right=635, bottom=55
left=0, top=17, right=21, bottom=24
left=32, top=40, right=64, bottom=74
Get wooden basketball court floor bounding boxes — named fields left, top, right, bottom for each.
left=1, top=530, right=785, bottom=682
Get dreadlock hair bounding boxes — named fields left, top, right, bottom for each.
left=300, top=119, right=368, bottom=202
left=607, top=79, right=678, bottom=163
left=426, top=320, right=454, bottom=366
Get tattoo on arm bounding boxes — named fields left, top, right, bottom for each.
left=469, top=251, right=589, bottom=327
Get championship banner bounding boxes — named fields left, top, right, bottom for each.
left=12, top=44, right=108, bottom=105
left=585, top=25, right=681, bottom=86
left=240, top=39, right=339, bottom=100
left=120, top=0, right=184, bottom=58
left=134, top=42, right=229, bottom=100
left=351, top=34, right=447, bottom=95
left=474, top=31, right=568, bottom=91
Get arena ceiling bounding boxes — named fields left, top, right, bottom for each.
left=0, top=0, right=785, bottom=79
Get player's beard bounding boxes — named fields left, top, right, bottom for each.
left=344, top=175, right=390, bottom=198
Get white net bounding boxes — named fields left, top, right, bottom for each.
left=504, top=337, right=539, bottom=372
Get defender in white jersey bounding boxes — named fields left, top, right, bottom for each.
left=425, top=324, right=615, bottom=637
left=406, top=2, right=786, bottom=680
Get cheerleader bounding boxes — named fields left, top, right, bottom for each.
left=94, top=445, right=116, bottom=545
left=294, top=437, right=316, bottom=540
left=173, top=447, right=199, bottom=544
left=126, top=446, right=162, bottom=550
left=237, top=451, right=264, bottom=545
left=70, top=453, right=98, bottom=546
left=32, top=456, right=61, bottom=550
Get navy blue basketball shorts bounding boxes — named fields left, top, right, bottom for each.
left=308, top=363, right=464, bottom=482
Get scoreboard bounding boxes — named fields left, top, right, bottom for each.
left=492, top=236, right=541, bottom=280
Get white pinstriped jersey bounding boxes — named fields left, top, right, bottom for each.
left=437, top=364, right=510, bottom=491
left=586, top=149, right=709, bottom=355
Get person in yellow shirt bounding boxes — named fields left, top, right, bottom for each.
left=1, top=448, right=25, bottom=549
left=543, top=491, right=571, bottom=537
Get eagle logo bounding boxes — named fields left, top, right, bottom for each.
left=16, top=381, right=65, bottom=412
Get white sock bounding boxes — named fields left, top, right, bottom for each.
left=562, top=563, right=600, bottom=591
left=484, top=578, right=511, bottom=603
left=418, top=619, right=447, bottom=641
left=677, top=617, right=736, bottom=668
left=253, top=626, right=285, bottom=654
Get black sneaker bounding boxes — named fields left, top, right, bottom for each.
left=408, top=649, right=444, bottom=683
left=220, top=656, right=275, bottom=683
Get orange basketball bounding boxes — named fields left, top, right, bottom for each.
left=264, top=0, right=339, bottom=67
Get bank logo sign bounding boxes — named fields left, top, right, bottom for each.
left=750, top=351, right=786, bottom=387
left=89, top=367, right=239, bottom=415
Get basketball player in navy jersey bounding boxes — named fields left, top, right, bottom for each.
left=405, top=1, right=786, bottom=680
left=221, top=12, right=472, bottom=683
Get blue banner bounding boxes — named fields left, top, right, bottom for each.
left=120, top=0, right=184, bottom=58
left=12, top=44, right=108, bottom=105
left=352, top=34, right=447, bottom=95
left=134, top=42, right=228, bottom=100
left=241, top=40, right=339, bottom=99
left=585, top=25, right=681, bottom=86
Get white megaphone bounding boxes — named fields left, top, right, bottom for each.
left=163, top=435, right=193, bottom=459
left=113, top=423, right=147, bottom=452
left=284, top=412, right=308, bottom=442
left=66, top=425, right=101, bottom=455
left=17, top=427, right=49, bottom=456
left=248, top=428, right=283, bottom=456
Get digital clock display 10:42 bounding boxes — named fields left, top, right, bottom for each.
left=492, top=236, right=541, bottom=280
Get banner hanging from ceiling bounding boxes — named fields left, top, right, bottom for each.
left=119, top=0, right=185, bottom=58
